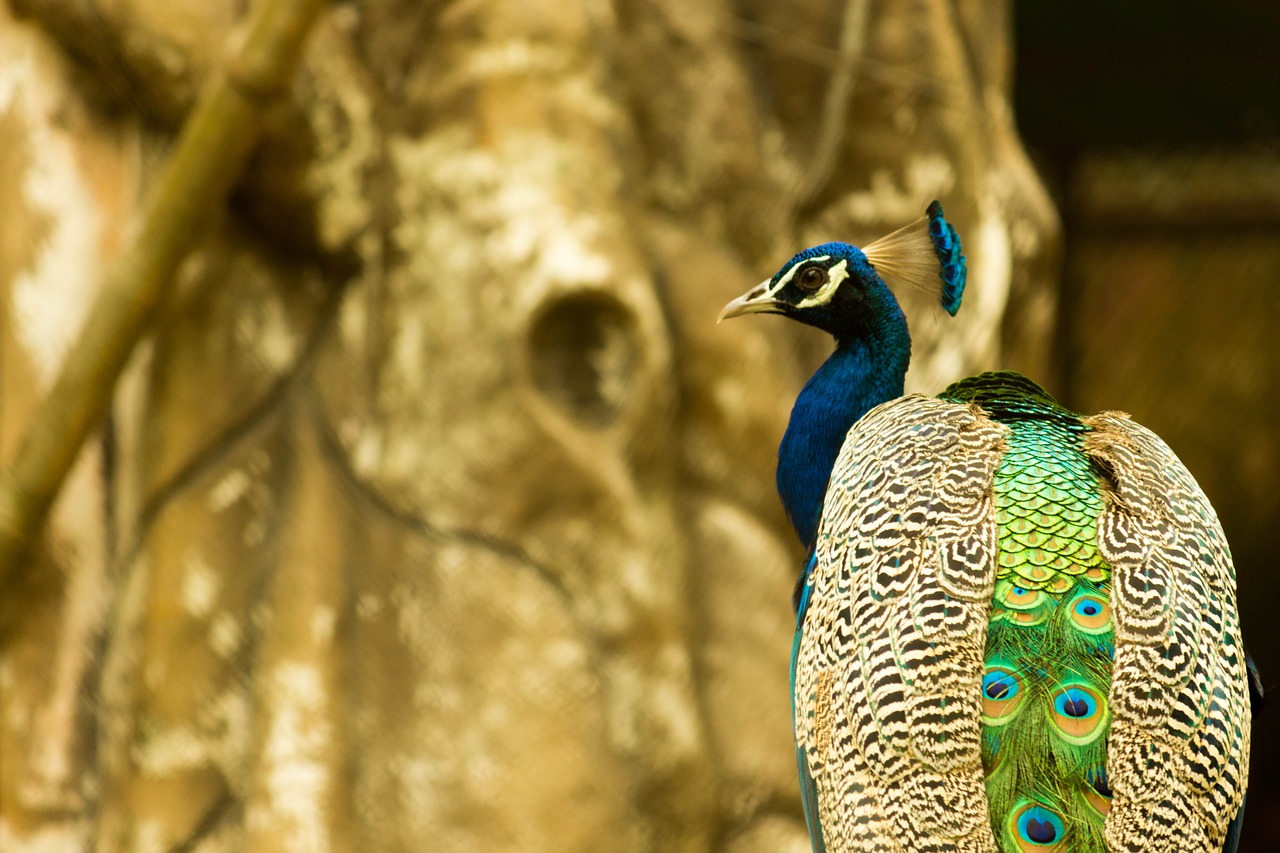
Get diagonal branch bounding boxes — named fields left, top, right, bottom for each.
left=793, top=0, right=871, bottom=210
left=0, top=0, right=328, bottom=591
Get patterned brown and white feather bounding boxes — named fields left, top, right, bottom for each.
left=794, top=394, right=1008, bottom=851
left=1083, top=414, right=1251, bottom=852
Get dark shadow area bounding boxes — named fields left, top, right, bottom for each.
left=1016, top=3, right=1280, bottom=848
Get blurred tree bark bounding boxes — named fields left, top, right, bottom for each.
left=0, top=1, right=1058, bottom=851
left=0, top=0, right=326, bottom=603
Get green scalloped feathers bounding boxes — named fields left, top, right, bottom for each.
left=943, top=374, right=1115, bottom=852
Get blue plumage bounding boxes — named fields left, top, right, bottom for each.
left=926, top=200, right=966, bottom=315
left=790, top=550, right=825, bottom=851
left=717, top=203, right=961, bottom=550
left=776, top=332, right=905, bottom=549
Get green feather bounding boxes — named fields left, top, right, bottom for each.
left=943, top=374, right=1115, bottom=852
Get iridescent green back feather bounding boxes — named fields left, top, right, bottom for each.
left=942, top=373, right=1114, bottom=851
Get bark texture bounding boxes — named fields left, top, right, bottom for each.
left=0, top=1, right=1057, bottom=850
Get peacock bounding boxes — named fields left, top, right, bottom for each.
left=718, top=202, right=1251, bottom=852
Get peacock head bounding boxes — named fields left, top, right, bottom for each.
left=718, top=200, right=967, bottom=340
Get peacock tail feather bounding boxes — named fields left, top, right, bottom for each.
left=943, top=373, right=1115, bottom=851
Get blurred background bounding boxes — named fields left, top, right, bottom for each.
left=1017, top=2, right=1280, bottom=846
left=0, top=0, right=1274, bottom=850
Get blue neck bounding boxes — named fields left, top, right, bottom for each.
left=777, top=325, right=909, bottom=549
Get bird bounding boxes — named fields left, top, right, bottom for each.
left=718, top=202, right=1251, bottom=853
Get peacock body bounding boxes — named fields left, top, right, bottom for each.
left=719, top=203, right=1250, bottom=852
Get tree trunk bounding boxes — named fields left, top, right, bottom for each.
left=0, top=1, right=1058, bottom=850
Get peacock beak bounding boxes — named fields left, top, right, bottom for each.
left=718, top=279, right=781, bottom=323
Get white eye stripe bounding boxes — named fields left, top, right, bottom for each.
left=795, top=258, right=849, bottom=308
left=766, top=255, right=830, bottom=298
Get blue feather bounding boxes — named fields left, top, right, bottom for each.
left=925, top=200, right=966, bottom=316
left=791, top=551, right=825, bottom=851
left=1222, top=797, right=1246, bottom=853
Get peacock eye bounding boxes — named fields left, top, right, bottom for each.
left=797, top=266, right=827, bottom=292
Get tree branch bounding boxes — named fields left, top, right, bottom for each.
left=793, top=0, right=871, bottom=210
left=0, top=0, right=328, bottom=591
